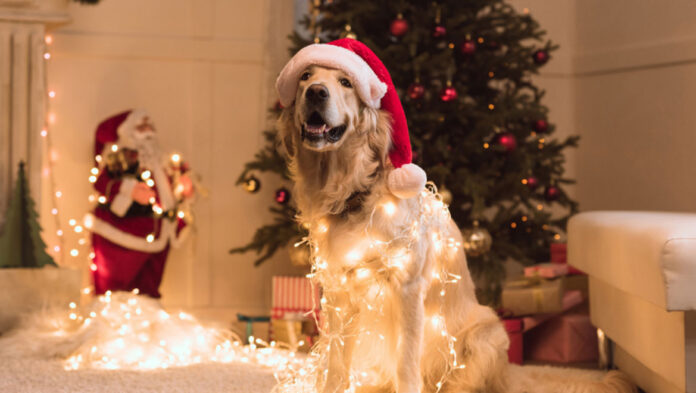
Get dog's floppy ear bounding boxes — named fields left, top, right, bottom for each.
left=276, top=106, right=296, bottom=158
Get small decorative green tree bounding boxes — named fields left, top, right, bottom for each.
left=0, top=162, right=56, bottom=268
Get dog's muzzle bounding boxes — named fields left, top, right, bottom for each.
left=301, top=111, right=347, bottom=144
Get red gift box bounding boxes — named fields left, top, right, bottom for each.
left=524, top=306, right=599, bottom=364
left=550, top=243, right=567, bottom=263
left=550, top=243, right=584, bottom=275
left=503, top=318, right=523, bottom=365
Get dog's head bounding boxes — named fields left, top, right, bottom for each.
left=280, top=65, right=390, bottom=156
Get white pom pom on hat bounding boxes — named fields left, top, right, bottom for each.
left=276, top=38, right=427, bottom=199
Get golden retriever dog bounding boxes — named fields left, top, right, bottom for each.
left=277, top=63, right=636, bottom=393
left=278, top=64, right=508, bottom=393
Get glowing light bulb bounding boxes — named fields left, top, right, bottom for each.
left=54, top=246, right=60, bottom=252
left=70, top=249, right=79, bottom=257
left=382, top=201, right=396, bottom=216
left=111, top=144, right=118, bottom=152
left=44, top=35, right=53, bottom=44
left=43, top=52, right=51, bottom=60
left=96, top=155, right=102, bottom=163
left=90, top=263, right=97, bottom=271
left=344, top=249, right=362, bottom=264
left=48, top=90, right=56, bottom=98
left=51, top=208, right=58, bottom=215
left=40, top=129, right=48, bottom=137
left=355, top=268, right=370, bottom=280
left=152, top=205, right=163, bottom=215
left=141, top=170, right=151, bottom=180
left=55, top=191, right=62, bottom=198
left=74, top=225, right=83, bottom=233
left=171, top=153, right=181, bottom=163
left=146, top=179, right=155, bottom=188
left=69, top=219, right=76, bottom=226
left=88, top=175, right=97, bottom=183
left=98, top=196, right=107, bottom=204
left=146, top=234, right=155, bottom=243
left=177, top=211, right=185, bottom=219
left=56, top=230, right=63, bottom=236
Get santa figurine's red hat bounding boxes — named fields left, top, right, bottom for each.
left=94, top=109, right=149, bottom=166
left=276, top=38, right=427, bottom=199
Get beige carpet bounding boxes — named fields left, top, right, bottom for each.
left=0, top=355, right=277, bottom=393
left=0, top=356, right=635, bottom=393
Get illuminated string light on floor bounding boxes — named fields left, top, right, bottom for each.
left=41, top=291, right=308, bottom=379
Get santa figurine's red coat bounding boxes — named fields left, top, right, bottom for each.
left=86, top=110, right=190, bottom=298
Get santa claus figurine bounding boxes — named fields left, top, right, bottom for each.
left=86, top=110, right=194, bottom=298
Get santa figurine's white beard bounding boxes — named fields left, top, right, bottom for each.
left=132, top=131, right=161, bottom=169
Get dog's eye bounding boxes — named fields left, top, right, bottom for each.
left=339, top=78, right=352, bottom=88
left=300, top=72, right=311, bottom=81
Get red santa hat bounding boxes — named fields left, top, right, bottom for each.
left=94, top=109, right=149, bottom=165
left=276, top=38, right=427, bottom=199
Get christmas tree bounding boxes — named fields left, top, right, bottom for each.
left=0, top=162, right=56, bottom=268
left=231, top=0, right=578, bottom=304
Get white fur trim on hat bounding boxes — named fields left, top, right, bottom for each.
left=276, top=44, right=388, bottom=109
left=387, top=163, right=427, bottom=199
left=116, top=109, right=149, bottom=150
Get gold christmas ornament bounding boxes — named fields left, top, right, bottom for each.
left=243, top=176, right=261, bottom=193
left=439, top=185, right=453, bottom=205
left=340, top=24, right=358, bottom=40
left=461, top=220, right=492, bottom=257
left=287, top=242, right=311, bottom=267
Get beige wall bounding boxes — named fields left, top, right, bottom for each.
left=42, top=0, right=304, bottom=330
left=573, top=0, right=696, bottom=212
left=514, top=0, right=696, bottom=213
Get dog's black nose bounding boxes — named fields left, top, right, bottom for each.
left=306, top=84, right=329, bottom=104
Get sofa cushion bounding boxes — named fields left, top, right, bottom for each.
left=568, top=211, right=696, bottom=311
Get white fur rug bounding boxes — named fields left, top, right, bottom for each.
left=0, top=292, right=635, bottom=393
left=0, top=355, right=276, bottom=393
left=0, top=356, right=629, bottom=393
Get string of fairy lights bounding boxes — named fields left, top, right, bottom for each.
left=278, top=185, right=468, bottom=392
left=40, top=32, right=96, bottom=282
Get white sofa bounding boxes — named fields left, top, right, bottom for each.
left=568, top=211, right=696, bottom=393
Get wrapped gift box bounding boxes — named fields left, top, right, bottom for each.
left=550, top=243, right=567, bottom=263
left=524, top=306, right=599, bottom=364
left=524, top=263, right=569, bottom=279
left=503, top=318, right=524, bottom=364
left=270, top=276, right=321, bottom=348
left=501, top=277, right=563, bottom=316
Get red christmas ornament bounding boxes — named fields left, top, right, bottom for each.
left=407, top=82, right=425, bottom=100
left=496, top=132, right=517, bottom=152
left=433, top=25, right=447, bottom=38
left=275, top=187, right=291, bottom=204
left=390, top=14, right=409, bottom=37
left=461, top=40, right=477, bottom=55
left=439, top=85, right=458, bottom=102
left=544, top=185, right=560, bottom=201
left=533, top=119, right=548, bottom=133
left=526, top=176, right=539, bottom=190
left=533, top=49, right=549, bottom=65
